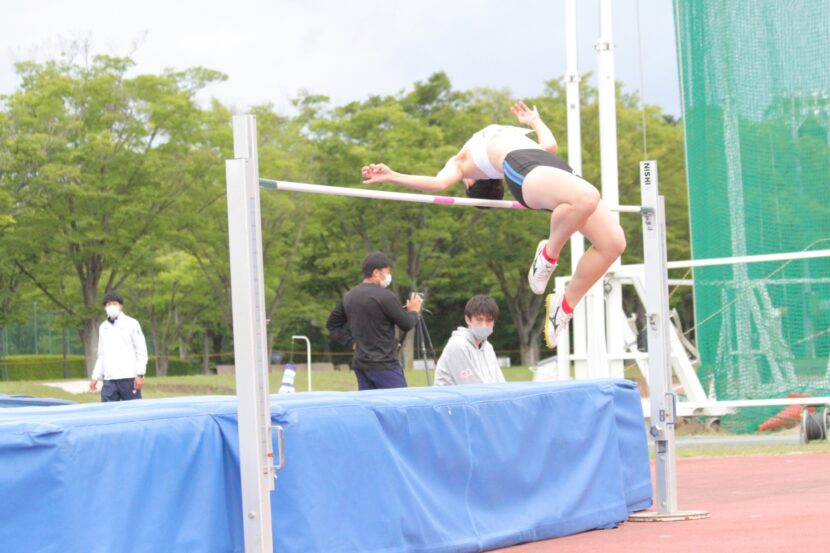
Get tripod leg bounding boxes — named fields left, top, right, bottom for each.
left=418, top=315, right=441, bottom=386
left=419, top=316, right=432, bottom=386
left=422, top=318, right=439, bottom=367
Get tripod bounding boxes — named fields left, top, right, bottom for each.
left=414, top=308, right=439, bottom=386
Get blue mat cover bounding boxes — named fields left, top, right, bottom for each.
left=0, top=393, right=75, bottom=408
left=0, top=380, right=651, bottom=553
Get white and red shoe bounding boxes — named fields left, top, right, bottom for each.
left=544, top=293, right=573, bottom=349
left=528, top=240, right=557, bottom=295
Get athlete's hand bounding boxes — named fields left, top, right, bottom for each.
left=361, top=163, right=396, bottom=184
left=511, top=102, right=540, bottom=126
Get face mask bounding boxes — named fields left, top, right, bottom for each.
left=380, top=273, right=392, bottom=288
left=469, top=325, right=493, bottom=342
left=105, top=305, right=121, bottom=319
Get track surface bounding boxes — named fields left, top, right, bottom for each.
left=496, top=453, right=830, bottom=552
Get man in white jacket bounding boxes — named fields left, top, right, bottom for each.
left=89, top=291, right=149, bottom=401
left=434, top=295, right=505, bottom=386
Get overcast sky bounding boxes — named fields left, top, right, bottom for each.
left=0, top=0, right=681, bottom=117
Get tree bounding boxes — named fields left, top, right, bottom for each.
left=123, top=251, right=211, bottom=376
left=0, top=61, right=692, bottom=374
left=0, top=51, right=227, bottom=374
left=297, top=77, right=485, bottom=367
left=289, top=73, right=691, bottom=367
left=171, top=100, right=324, bottom=369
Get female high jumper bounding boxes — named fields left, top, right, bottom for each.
left=360, top=102, right=626, bottom=349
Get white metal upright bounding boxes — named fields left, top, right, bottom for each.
left=292, top=335, right=313, bottom=392
left=564, top=0, right=588, bottom=379
left=639, top=161, right=677, bottom=513
left=227, top=114, right=276, bottom=552
left=596, top=0, right=625, bottom=379
left=628, top=161, right=708, bottom=521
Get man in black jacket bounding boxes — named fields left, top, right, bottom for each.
left=327, top=252, right=423, bottom=390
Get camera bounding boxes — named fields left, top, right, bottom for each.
left=403, top=292, right=425, bottom=310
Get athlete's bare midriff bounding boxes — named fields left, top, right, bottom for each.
left=486, top=134, right=543, bottom=169
left=457, top=134, right=543, bottom=179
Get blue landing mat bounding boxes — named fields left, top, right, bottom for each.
left=0, top=380, right=651, bottom=553
left=0, top=393, right=74, bottom=408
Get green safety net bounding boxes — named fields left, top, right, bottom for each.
left=674, top=0, right=830, bottom=431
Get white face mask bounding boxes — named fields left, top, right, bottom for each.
left=469, top=325, right=493, bottom=342
left=105, top=305, right=121, bottom=319
left=380, top=273, right=392, bottom=288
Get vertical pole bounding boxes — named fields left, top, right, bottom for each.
left=640, top=160, right=678, bottom=514
left=565, top=0, right=586, bottom=378
left=597, top=0, right=624, bottom=379
left=202, top=333, right=211, bottom=375
left=227, top=114, right=275, bottom=553
left=0, top=326, right=7, bottom=381
left=583, top=288, right=609, bottom=379
left=555, top=276, right=571, bottom=381
left=292, top=335, right=313, bottom=392
left=33, top=301, right=38, bottom=355
left=62, top=327, right=69, bottom=379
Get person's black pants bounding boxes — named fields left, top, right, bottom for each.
left=354, top=367, right=407, bottom=390
left=101, top=378, right=142, bottom=402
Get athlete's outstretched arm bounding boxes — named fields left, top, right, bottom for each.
left=511, top=102, right=558, bottom=154
left=361, top=157, right=463, bottom=193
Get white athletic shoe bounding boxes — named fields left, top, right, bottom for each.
left=544, top=293, right=573, bottom=349
left=528, top=240, right=557, bottom=295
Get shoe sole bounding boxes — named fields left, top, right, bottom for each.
left=544, top=293, right=557, bottom=349
left=528, top=239, right=549, bottom=295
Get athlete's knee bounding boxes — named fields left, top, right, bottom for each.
left=607, top=225, right=627, bottom=257
left=573, top=187, right=601, bottom=217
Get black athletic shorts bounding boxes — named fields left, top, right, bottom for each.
left=502, top=149, right=575, bottom=209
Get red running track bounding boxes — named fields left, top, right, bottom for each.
left=495, top=453, right=830, bottom=553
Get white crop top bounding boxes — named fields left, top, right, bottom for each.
left=462, top=125, right=533, bottom=179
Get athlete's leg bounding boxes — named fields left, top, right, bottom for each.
left=520, top=167, right=601, bottom=259
left=563, top=201, right=627, bottom=306
left=542, top=201, right=626, bottom=349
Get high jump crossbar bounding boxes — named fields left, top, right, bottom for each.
left=259, top=178, right=643, bottom=213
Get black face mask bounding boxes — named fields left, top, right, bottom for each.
left=465, top=179, right=504, bottom=209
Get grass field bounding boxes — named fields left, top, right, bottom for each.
left=0, top=366, right=535, bottom=402
left=2, top=368, right=829, bottom=458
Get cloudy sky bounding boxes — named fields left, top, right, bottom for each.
left=0, top=0, right=681, bottom=116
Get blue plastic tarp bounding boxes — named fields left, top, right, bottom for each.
left=0, top=380, right=651, bottom=553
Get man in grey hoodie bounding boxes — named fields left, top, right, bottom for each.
left=434, top=295, right=505, bottom=386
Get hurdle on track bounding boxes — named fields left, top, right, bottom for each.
left=226, top=114, right=680, bottom=551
